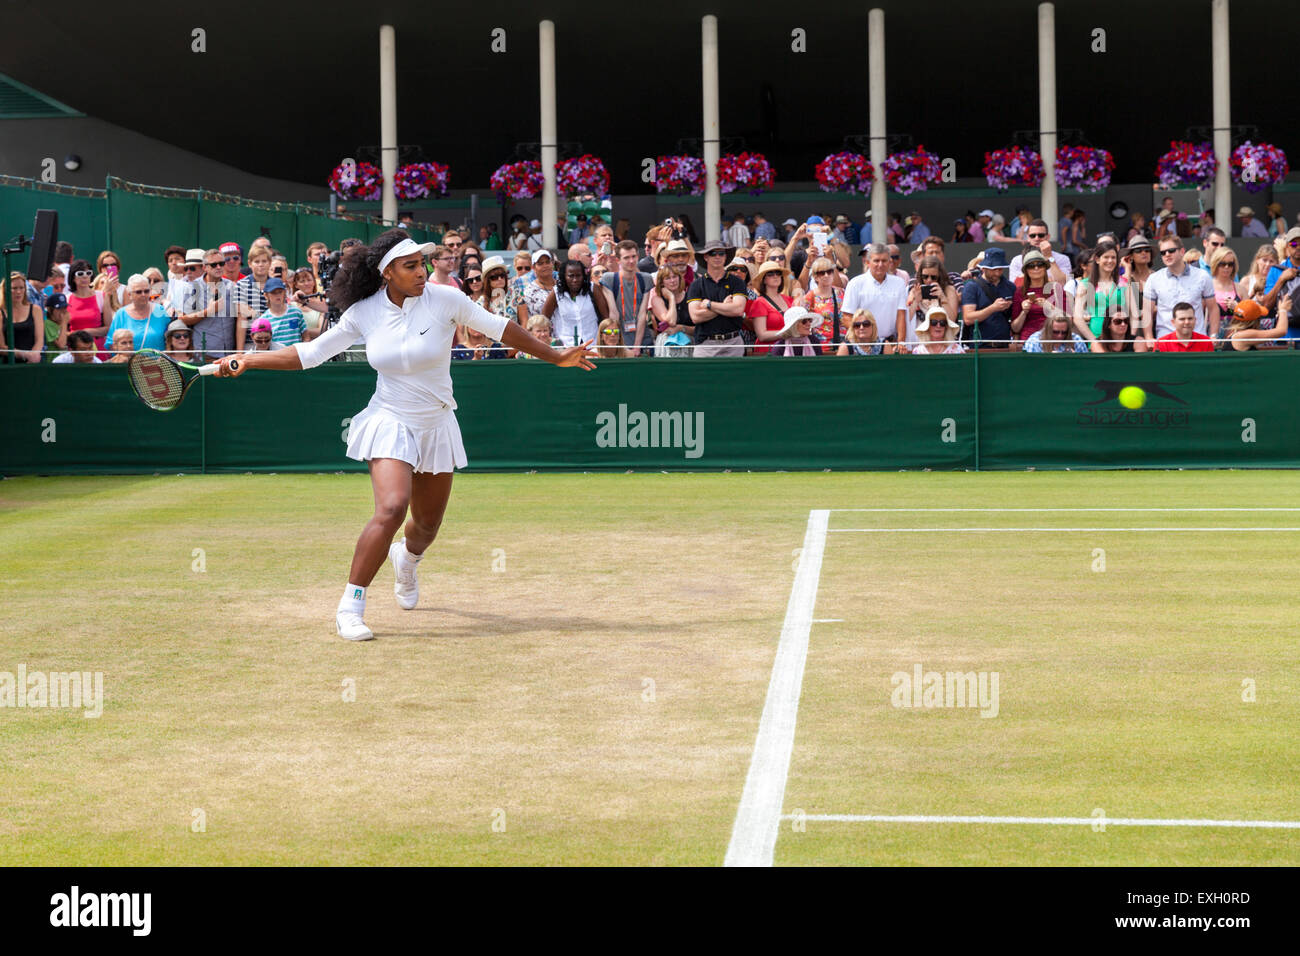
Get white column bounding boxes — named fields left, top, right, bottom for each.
left=1212, top=0, right=1232, bottom=236
left=539, top=20, right=558, bottom=252
left=868, top=9, right=887, bottom=240
left=702, top=15, right=721, bottom=244
left=1038, top=3, right=1057, bottom=239
left=379, top=25, right=398, bottom=225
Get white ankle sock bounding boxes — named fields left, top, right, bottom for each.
left=339, top=583, right=367, bottom=614
left=400, top=540, right=423, bottom=565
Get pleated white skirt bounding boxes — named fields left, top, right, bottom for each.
left=345, top=404, right=467, bottom=474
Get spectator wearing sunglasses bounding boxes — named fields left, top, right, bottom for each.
left=905, top=256, right=959, bottom=345
left=104, top=273, right=170, bottom=353
left=176, top=249, right=238, bottom=361
left=836, top=309, right=885, bottom=356
left=844, top=244, right=908, bottom=344
left=64, top=258, right=113, bottom=357
left=886, top=244, right=909, bottom=285
left=1009, top=220, right=1071, bottom=283
left=1092, top=310, right=1145, bottom=353
left=163, top=319, right=196, bottom=363
left=217, top=242, right=244, bottom=283
left=910, top=305, right=966, bottom=354
left=244, top=318, right=280, bottom=351
left=1141, top=235, right=1218, bottom=343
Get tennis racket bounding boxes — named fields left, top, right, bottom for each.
left=126, top=349, right=239, bottom=412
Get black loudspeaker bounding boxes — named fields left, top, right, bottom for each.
left=27, top=209, right=58, bottom=281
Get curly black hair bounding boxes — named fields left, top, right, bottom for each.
left=327, top=229, right=412, bottom=313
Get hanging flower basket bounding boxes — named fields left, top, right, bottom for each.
left=1231, top=141, right=1289, bottom=193
left=716, top=152, right=776, bottom=196
left=328, top=160, right=382, bottom=201
left=654, top=155, right=706, bottom=196
left=815, top=152, right=875, bottom=195
left=1054, top=146, right=1115, bottom=192
left=556, top=154, right=610, bottom=197
left=982, top=146, right=1045, bottom=191
left=880, top=146, right=943, bottom=196
left=1154, top=141, right=1217, bottom=190
left=392, top=162, right=450, bottom=200
left=490, top=161, right=545, bottom=202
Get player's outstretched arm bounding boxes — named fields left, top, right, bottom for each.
left=498, top=321, right=597, bottom=370
left=216, top=348, right=303, bottom=377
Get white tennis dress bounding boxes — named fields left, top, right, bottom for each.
left=295, top=283, right=509, bottom=473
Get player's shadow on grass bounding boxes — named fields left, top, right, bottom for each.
left=381, top=606, right=679, bottom=639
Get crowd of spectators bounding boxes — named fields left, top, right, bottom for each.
left=5, top=197, right=1298, bottom=364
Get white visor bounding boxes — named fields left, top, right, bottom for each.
left=378, top=238, right=437, bottom=275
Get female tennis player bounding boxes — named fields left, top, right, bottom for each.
left=216, top=229, right=596, bottom=641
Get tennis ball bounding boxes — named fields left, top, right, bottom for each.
left=1118, top=386, right=1146, bottom=409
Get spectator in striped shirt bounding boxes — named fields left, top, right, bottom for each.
left=234, top=247, right=274, bottom=350
left=258, top=278, right=306, bottom=347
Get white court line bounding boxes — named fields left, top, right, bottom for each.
left=781, top=814, right=1300, bottom=829
left=831, top=528, right=1300, bottom=533
left=828, top=508, right=1300, bottom=512
left=724, top=509, right=828, bottom=868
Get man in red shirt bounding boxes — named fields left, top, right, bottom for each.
left=1155, top=302, right=1214, bottom=352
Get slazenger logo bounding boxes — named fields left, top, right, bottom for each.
left=1076, top=379, right=1191, bottom=428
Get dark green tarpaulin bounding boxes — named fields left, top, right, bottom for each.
left=2, top=354, right=1296, bottom=475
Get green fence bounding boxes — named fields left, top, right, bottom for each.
left=3, top=354, right=1298, bottom=475
left=0, top=176, right=443, bottom=276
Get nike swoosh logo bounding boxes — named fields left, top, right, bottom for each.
left=419, top=328, right=429, bottom=335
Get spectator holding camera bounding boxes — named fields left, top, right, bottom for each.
left=3, top=271, right=44, bottom=363
left=291, top=268, right=328, bottom=335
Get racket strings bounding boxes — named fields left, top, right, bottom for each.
left=128, top=355, right=187, bottom=410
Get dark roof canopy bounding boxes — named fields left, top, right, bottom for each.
left=2, top=0, right=1292, bottom=191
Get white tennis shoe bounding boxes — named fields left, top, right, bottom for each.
left=390, top=541, right=419, bottom=610
left=336, top=609, right=374, bottom=641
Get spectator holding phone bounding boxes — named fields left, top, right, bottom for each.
left=94, top=250, right=124, bottom=312
left=1011, top=249, right=1065, bottom=342
left=905, top=255, right=959, bottom=345
left=64, top=258, right=112, bottom=356
left=960, top=248, right=1016, bottom=350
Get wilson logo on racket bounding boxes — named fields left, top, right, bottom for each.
left=141, top=360, right=172, bottom=398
